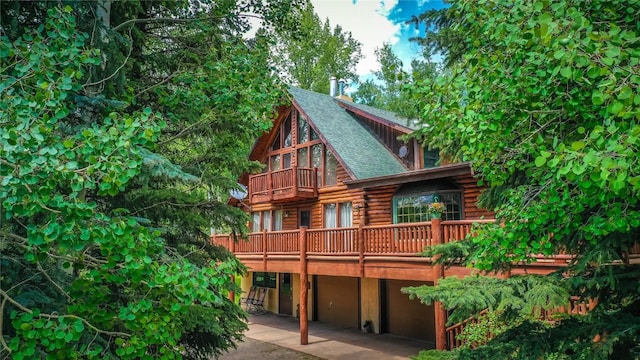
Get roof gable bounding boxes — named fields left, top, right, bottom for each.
left=289, top=87, right=407, bottom=180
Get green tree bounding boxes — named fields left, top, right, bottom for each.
left=403, top=0, right=640, bottom=359
left=270, top=0, right=363, bottom=93
left=1, top=1, right=301, bottom=358
left=353, top=43, right=438, bottom=119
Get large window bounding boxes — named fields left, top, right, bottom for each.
left=394, top=191, right=462, bottom=223
left=324, top=202, right=352, bottom=228
left=251, top=210, right=282, bottom=232
left=253, top=272, right=277, bottom=288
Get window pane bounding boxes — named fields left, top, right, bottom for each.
left=252, top=212, right=260, bottom=232
left=298, top=116, right=309, bottom=143
left=273, top=210, right=283, bottom=231
left=298, top=147, right=309, bottom=168
left=324, top=149, right=337, bottom=186
left=262, top=211, right=272, bottom=231
left=311, top=127, right=319, bottom=140
left=283, top=153, right=291, bottom=169
left=311, top=144, right=322, bottom=185
left=253, top=272, right=265, bottom=286
left=324, top=203, right=337, bottom=228
left=252, top=272, right=277, bottom=288
left=340, top=202, right=352, bottom=227
left=424, top=149, right=440, bottom=168
left=270, top=154, right=281, bottom=171
left=283, top=115, right=292, bottom=147
left=271, top=133, right=281, bottom=151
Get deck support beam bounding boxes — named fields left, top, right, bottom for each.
left=432, top=218, right=447, bottom=350
left=299, top=227, right=309, bottom=345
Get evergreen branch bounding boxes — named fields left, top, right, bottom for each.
left=111, top=13, right=264, bottom=32
left=36, top=261, right=72, bottom=302
left=0, top=297, right=10, bottom=354
left=83, top=27, right=134, bottom=92
left=134, top=68, right=182, bottom=99
left=0, top=289, right=132, bottom=338
left=158, top=117, right=209, bottom=146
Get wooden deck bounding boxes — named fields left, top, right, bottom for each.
left=248, top=166, right=318, bottom=203
left=212, top=219, right=640, bottom=281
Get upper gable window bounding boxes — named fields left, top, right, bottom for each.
left=298, top=115, right=319, bottom=144
left=299, top=116, right=309, bottom=143
left=283, top=115, right=292, bottom=147
left=271, top=111, right=293, bottom=150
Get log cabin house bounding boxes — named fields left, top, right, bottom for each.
left=211, top=82, right=586, bottom=350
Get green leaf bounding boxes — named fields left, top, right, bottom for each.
left=608, top=101, right=624, bottom=115
left=571, top=141, right=585, bottom=151
left=592, top=90, right=605, bottom=105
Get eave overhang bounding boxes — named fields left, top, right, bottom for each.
left=344, top=162, right=474, bottom=189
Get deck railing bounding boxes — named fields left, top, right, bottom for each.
left=212, top=219, right=640, bottom=260
left=445, top=296, right=598, bottom=350
left=266, top=230, right=300, bottom=253
left=307, top=228, right=359, bottom=255
left=212, top=220, right=489, bottom=256
left=362, top=223, right=434, bottom=255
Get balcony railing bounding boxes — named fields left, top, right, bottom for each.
left=248, top=166, right=318, bottom=203
left=212, top=219, right=496, bottom=257
left=212, top=219, right=640, bottom=261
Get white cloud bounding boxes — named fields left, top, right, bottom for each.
left=311, top=0, right=402, bottom=80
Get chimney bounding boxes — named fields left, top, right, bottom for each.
left=338, top=79, right=346, bottom=95
left=329, top=76, right=337, bottom=97
left=335, top=78, right=353, bottom=102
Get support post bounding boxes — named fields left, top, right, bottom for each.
left=267, top=173, right=273, bottom=201
left=292, top=165, right=298, bottom=194
left=299, top=226, right=309, bottom=345
left=313, top=168, right=318, bottom=197
left=358, top=223, right=365, bottom=277
left=432, top=218, right=447, bottom=350
left=262, top=230, right=268, bottom=272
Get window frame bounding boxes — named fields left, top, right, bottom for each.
left=392, top=190, right=463, bottom=223
left=323, top=202, right=353, bottom=228
left=252, top=272, right=277, bottom=288
left=251, top=210, right=283, bottom=232
left=423, top=149, right=440, bottom=168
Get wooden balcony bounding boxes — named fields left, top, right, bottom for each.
left=212, top=220, right=499, bottom=279
left=248, top=166, right=318, bottom=204
left=211, top=219, right=640, bottom=280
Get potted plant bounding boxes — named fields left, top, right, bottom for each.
left=428, top=201, right=446, bottom=219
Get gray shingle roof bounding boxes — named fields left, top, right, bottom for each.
left=335, top=98, right=420, bottom=131
left=289, top=87, right=408, bottom=180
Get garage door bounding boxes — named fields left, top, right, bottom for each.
left=316, top=276, right=359, bottom=329
left=386, top=280, right=435, bottom=341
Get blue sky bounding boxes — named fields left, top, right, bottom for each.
left=310, top=0, right=447, bottom=85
